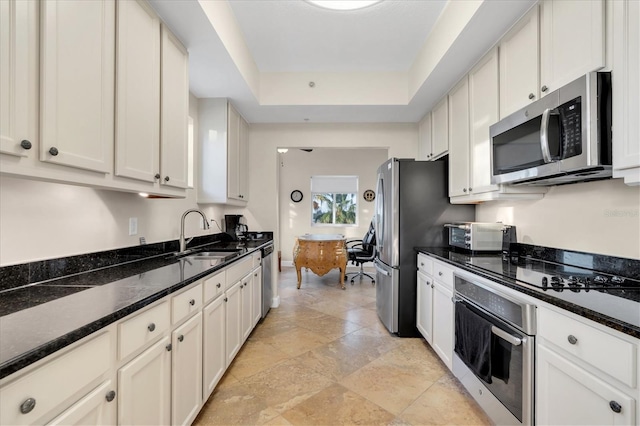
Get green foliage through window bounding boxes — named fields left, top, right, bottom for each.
left=312, top=193, right=357, bottom=225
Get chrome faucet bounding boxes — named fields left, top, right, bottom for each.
left=179, top=209, right=210, bottom=253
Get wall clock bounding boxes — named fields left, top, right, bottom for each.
left=363, top=189, right=375, bottom=202
left=290, top=190, right=303, bottom=203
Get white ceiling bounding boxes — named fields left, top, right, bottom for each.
left=148, top=0, right=536, bottom=124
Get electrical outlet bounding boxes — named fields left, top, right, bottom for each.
left=129, top=217, right=138, bottom=236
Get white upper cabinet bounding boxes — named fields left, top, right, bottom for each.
left=418, top=102, right=448, bottom=161
left=447, top=76, right=470, bottom=198
left=40, top=0, right=115, bottom=173
left=198, top=98, right=249, bottom=205
left=160, top=24, right=189, bottom=189
left=612, top=0, right=640, bottom=186
left=539, top=0, right=605, bottom=95
left=0, top=0, right=37, bottom=159
left=499, top=5, right=540, bottom=118
left=115, top=0, right=160, bottom=184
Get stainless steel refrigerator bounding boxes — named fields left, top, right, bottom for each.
left=373, top=158, right=475, bottom=336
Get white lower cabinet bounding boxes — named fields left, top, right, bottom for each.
left=537, top=344, right=635, bottom=425
left=118, top=336, right=171, bottom=426
left=203, top=295, right=226, bottom=399
left=171, top=312, right=203, bottom=426
left=241, top=273, right=253, bottom=342
left=47, top=380, right=116, bottom=426
left=415, top=254, right=454, bottom=370
left=225, top=280, right=243, bottom=366
left=252, top=267, right=263, bottom=327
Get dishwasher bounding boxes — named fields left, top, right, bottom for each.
left=261, top=243, right=274, bottom=319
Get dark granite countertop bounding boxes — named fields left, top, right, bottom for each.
left=416, top=247, right=640, bottom=339
left=0, top=234, right=273, bottom=380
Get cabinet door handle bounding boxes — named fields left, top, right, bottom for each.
left=105, top=391, right=116, bottom=402
left=528, top=93, right=535, bottom=100
left=468, top=187, right=472, bottom=192
left=609, top=401, right=622, bottom=413
left=20, top=140, right=32, bottom=150
left=164, top=176, right=170, bottom=182
left=438, top=271, right=443, bottom=276
left=541, top=85, right=548, bottom=92
left=216, top=283, right=221, bottom=288
left=224, top=297, right=228, bottom=302
left=166, top=343, right=172, bottom=351
left=189, top=299, right=195, bottom=306
left=154, top=173, right=161, bottom=180
left=178, top=334, right=184, bottom=342
left=463, top=188, right=467, bottom=193
left=431, top=284, right=434, bottom=288
left=48, top=147, right=59, bottom=156
left=148, top=323, right=156, bottom=332
left=567, top=335, right=578, bottom=345
left=20, top=398, right=36, bottom=414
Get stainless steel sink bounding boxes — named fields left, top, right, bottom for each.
left=189, top=251, right=238, bottom=260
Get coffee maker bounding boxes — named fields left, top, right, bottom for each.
left=224, top=215, right=248, bottom=241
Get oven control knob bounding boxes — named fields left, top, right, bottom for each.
left=565, top=276, right=578, bottom=285
left=611, top=276, right=625, bottom=284
left=541, top=277, right=548, bottom=288
left=594, top=275, right=608, bottom=284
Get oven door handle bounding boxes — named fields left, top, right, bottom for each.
left=491, top=326, right=522, bottom=346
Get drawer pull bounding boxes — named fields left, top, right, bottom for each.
left=224, top=297, right=228, bottom=302
left=541, top=85, right=548, bottom=92
left=609, top=401, right=622, bottom=413
left=166, top=343, right=172, bottom=351
left=189, top=299, right=195, bottom=306
left=567, top=335, right=578, bottom=345
left=20, top=398, right=36, bottom=414
left=438, top=271, right=443, bottom=276
left=48, top=147, right=59, bottom=156
left=20, top=140, right=32, bottom=150
left=216, top=283, right=221, bottom=288
left=177, top=334, right=184, bottom=342
left=105, top=391, right=116, bottom=402
left=147, top=323, right=156, bottom=332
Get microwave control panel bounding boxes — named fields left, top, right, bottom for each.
left=558, top=97, right=582, bottom=159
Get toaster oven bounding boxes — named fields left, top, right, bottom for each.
left=445, top=222, right=503, bottom=252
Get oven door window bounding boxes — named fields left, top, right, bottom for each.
left=454, top=302, right=524, bottom=422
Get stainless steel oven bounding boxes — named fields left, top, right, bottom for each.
left=452, top=273, right=536, bottom=425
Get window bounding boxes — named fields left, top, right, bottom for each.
left=310, top=176, right=358, bottom=226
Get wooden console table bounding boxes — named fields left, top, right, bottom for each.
left=293, top=234, right=347, bottom=289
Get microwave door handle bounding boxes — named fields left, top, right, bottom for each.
left=540, top=108, right=554, bottom=163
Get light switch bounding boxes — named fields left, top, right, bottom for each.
left=129, top=217, right=138, bottom=236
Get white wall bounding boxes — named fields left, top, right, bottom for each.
left=476, top=179, right=640, bottom=259
left=0, top=93, right=226, bottom=266
left=278, top=148, right=388, bottom=262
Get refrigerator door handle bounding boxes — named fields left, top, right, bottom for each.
left=374, top=260, right=390, bottom=276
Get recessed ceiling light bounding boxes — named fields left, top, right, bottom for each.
left=306, top=0, right=383, bottom=11
left=277, top=148, right=289, bottom=153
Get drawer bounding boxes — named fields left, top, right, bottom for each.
left=226, top=256, right=253, bottom=288
left=119, top=301, right=170, bottom=360
left=433, top=260, right=454, bottom=288
left=0, top=332, right=111, bottom=426
left=417, top=253, right=433, bottom=275
left=204, top=270, right=226, bottom=304
left=172, top=282, right=203, bottom=324
left=539, top=307, right=637, bottom=388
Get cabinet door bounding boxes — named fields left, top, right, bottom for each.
left=499, top=5, right=539, bottom=118
left=227, top=103, right=241, bottom=200
left=468, top=48, right=500, bottom=195
left=47, top=380, right=116, bottom=426
left=118, top=336, right=171, bottom=426
left=416, top=271, right=433, bottom=344
left=0, top=0, right=37, bottom=158
left=241, top=273, right=253, bottom=342
left=537, top=345, right=635, bottom=425
left=115, top=0, right=160, bottom=183
left=431, top=280, right=453, bottom=370
left=431, top=97, right=449, bottom=160
left=612, top=0, right=640, bottom=183
left=203, top=296, right=226, bottom=399
left=417, top=112, right=432, bottom=160
left=225, top=280, right=243, bottom=366
left=448, top=77, right=470, bottom=198
left=172, top=312, right=203, bottom=426
left=251, top=267, right=262, bottom=327
left=540, top=0, right=604, bottom=94
left=40, top=0, right=114, bottom=173
left=160, top=24, right=189, bottom=189
left=238, top=114, right=249, bottom=201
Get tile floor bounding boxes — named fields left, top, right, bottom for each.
left=194, top=266, right=491, bottom=426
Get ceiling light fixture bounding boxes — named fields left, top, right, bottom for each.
left=305, top=0, right=383, bottom=11
left=277, top=148, right=289, bottom=154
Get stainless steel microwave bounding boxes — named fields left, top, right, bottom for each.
left=490, top=72, right=612, bottom=186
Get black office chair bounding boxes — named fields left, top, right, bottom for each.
left=344, top=223, right=376, bottom=284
